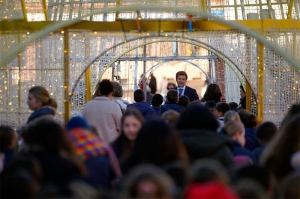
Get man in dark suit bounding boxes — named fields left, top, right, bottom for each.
left=175, top=71, right=199, bottom=102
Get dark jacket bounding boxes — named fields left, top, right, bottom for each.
left=161, top=103, right=184, bottom=114
left=175, top=86, right=199, bottom=102
left=27, top=107, right=55, bottom=124
left=152, top=107, right=162, bottom=116
left=245, top=127, right=260, bottom=151
left=252, top=145, right=266, bottom=165
left=231, top=140, right=254, bottom=160
left=127, top=102, right=157, bottom=120
left=179, top=129, right=234, bottom=168
left=0, top=148, right=15, bottom=168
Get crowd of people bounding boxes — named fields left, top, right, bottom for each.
left=0, top=71, right=299, bottom=198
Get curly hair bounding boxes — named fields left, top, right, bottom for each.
left=202, top=83, right=223, bottom=103
left=112, top=82, right=123, bottom=97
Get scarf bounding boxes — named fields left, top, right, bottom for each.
left=27, top=106, right=55, bottom=124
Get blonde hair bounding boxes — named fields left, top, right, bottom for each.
left=29, top=86, right=54, bottom=107
left=224, top=121, right=244, bottom=138
left=224, top=111, right=242, bottom=124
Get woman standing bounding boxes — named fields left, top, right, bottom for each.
left=111, top=108, right=144, bottom=165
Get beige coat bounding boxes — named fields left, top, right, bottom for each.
left=83, top=96, right=122, bottom=144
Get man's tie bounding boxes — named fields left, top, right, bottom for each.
left=178, top=88, right=183, bottom=97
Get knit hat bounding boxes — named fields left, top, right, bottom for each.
left=184, top=182, right=239, bottom=199
left=66, top=116, right=90, bottom=131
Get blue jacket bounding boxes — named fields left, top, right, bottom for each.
left=127, top=102, right=157, bottom=120
left=161, top=103, right=184, bottom=114
left=252, top=145, right=266, bottom=165
left=245, top=127, right=260, bottom=151
left=232, top=140, right=254, bottom=160
left=152, top=107, right=162, bottom=116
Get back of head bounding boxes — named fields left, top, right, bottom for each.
left=238, top=109, right=258, bottom=128
left=112, top=81, right=123, bottom=97
left=229, top=102, right=238, bottom=110
left=29, top=86, right=52, bottom=106
left=134, top=89, right=145, bottom=102
left=187, top=159, right=229, bottom=185
left=129, top=120, right=179, bottom=166
left=216, top=102, right=231, bottom=116
left=281, top=103, right=300, bottom=128
left=0, top=125, right=16, bottom=150
left=121, top=164, right=174, bottom=199
left=205, top=100, right=216, bottom=109
left=176, top=104, right=219, bottom=132
left=203, top=83, right=222, bottom=102
left=256, top=122, right=278, bottom=143
left=23, top=119, right=70, bottom=155
left=280, top=172, right=300, bottom=199
left=151, top=94, right=163, bottom=107
left=224, top=121, right=244, bottom=138
left=232, top=165, right=270, bottom=191
left=178, top=95, right=190, bottom=108
left=161, top=110, right=180, bottom=125
left=97, top=79, right=114, bottom=96
left=166, top=90, right=178, bottom=104
left=224, top=111, right=242, bottom=124
left=176, top=71, right=188, bottom=80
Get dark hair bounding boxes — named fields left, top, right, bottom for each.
left=176, top=71, right=188, bottom=80
left=134, top=89, right=145, bottom=102
left=256, top=122, right=278, bottom=142
left=167, top=90, right=178, bottom=104
left=123, top=120, right=180, bottom=170
left=202, top=83, right=222, bottom=103
left=167, top=82, right=176, bottom=90
left=29, top=86, right=54, bottom=107
left=112, top=81, right=123, bottom=97
left=229, top=102, right=238, bottom=110
left=216, top=102, right=231, bottom=115
left=178, top=95, right=190, bottom=108
left=238, top=109, right=258, bottom=128
left=262, top=116, right=300, bottom=181
left=98, top=79, right=114, bottom=96
left=0, top=125, right=16, bottom=150
left=280, top=103, right=300, bottom=129
left=176, top=104, right=219, bottom=132
left=22, top=119, right=87, bottom=176
left=205, top=100, right=216, bottom=109
left=151, top=94, right=163, bottom=107
left=111, top=109, right=144, bottom=163
left=232, top=165, right=270, bottom=191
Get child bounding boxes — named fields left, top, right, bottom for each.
left=0, top=126, right=17, bottom=167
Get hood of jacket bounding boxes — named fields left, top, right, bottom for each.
left=128, top=102, right=152, bottom=115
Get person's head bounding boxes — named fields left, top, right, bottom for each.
left=261, top=116, right=300, bottom=181
left=121, top=164, right=174, bottom=199
left=240, top=84, right=246, bottom=98
left=134, top=89, right=145, bottom=102
left=66, top=116, right=91, bottom=132
left=121, top=108, right=144, bottom=141
left=279, top=172, right=300, bottom=199
left=187, top=159, right=230, bottom=185
left=27, top=86, right=53, bottom=111
left=97, top=79, right=115, bottom=99
left=127, top=120, right=181, bottom=167
left=161, top=110, right=180, bottom=125
left=224, top=121, right=246, bottom=147
left=205, top=100, right=217, bottom=116
left=256, top=122, right=278, bottom=146
left=22, top=119, right=87, bottom=176
left=151, top=94, right=163, bottom=108
left=280, top=103, right=300, bottom=129
left=0, top=125, right=18, bottom=150
left=238, top=109, right=258, bottom=128
left=176, top=103, right=219, bottom=133
left=112, top=81, right=123, bottom=97
left=202, top=83, right=223, bottom=103
left=176, top=71, right=188, bottom=87
left=232, top=165, right=270, bottom=192
left=166, top=82, right=176, bottom=91
left=178, top=95, right=190, bottom=108
left=215, top=102, right=231, bottom=118
left=229, top=102, right=238, bottom=110
left=166, top=90, right=179, bottom=104
left=224, top=111, right=242, bottom=124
